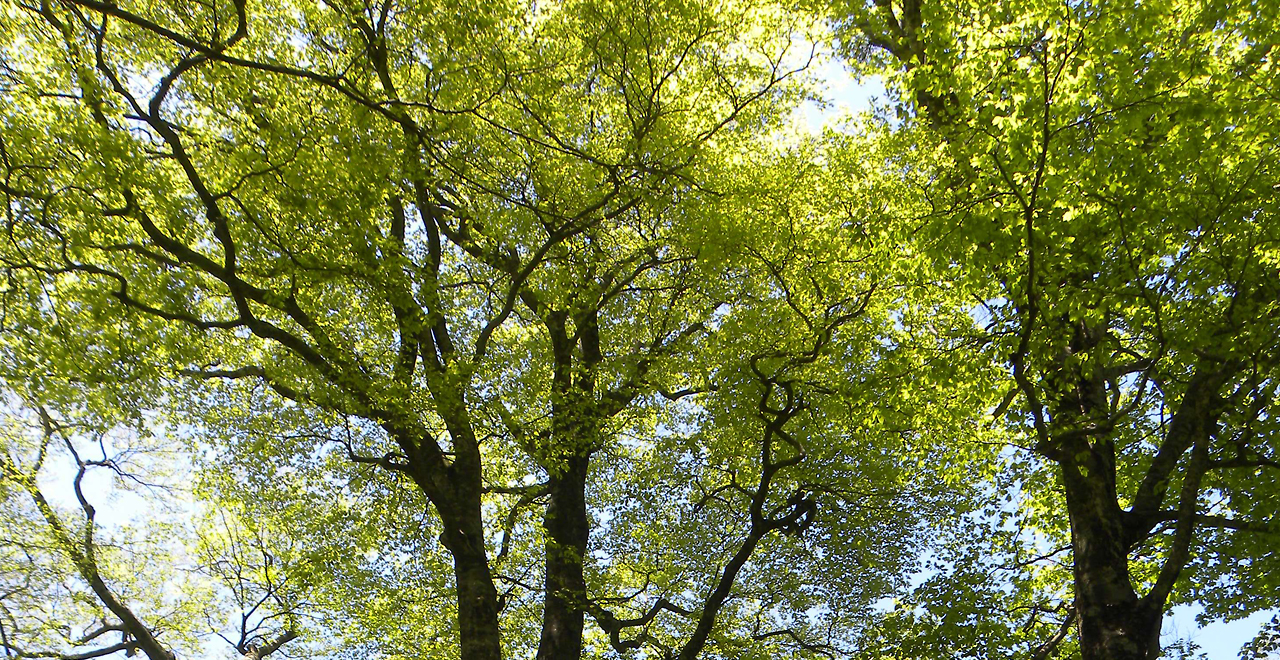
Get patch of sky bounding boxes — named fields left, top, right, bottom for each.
left=705, top=302, right=733, bottom=331
left=787, top=40, right=886, bottom=135
left=1165, top=604, right=1280, bottom=659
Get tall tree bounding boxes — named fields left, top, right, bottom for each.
left=833, top=0, right=1280, bottom=657
left=0, top=392, right=305, bottom=660
left=0, top=1, right=992, bottom=658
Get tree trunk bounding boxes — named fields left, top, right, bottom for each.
left=537, top=454, right=591, bottom=660
left=440, top=510, right=505, bottom=660
left=1062, top=463, right=1161, bottom=660
left=414, top=444, right=503, bottom=660
left=536, top=308, right=598, bottom=660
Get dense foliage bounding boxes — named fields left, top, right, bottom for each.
left=0, top=0, right=1276, bottom=659
left=830, top=0, right=1280, bottom=658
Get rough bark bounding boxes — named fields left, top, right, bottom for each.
left=437, top=498, right=504, bottom=660
left=1062, top=465, right=1161, bottom=660
left=537, top=455, right=591, bottom=660
left=1045, top=322, right=1158, bottom=660
left=537, top=311, right=597, bottom=660
left=404, top=419, right=504, bottom=660
left=1052, top=358, right=1231, bottom=660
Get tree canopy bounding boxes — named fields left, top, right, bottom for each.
left=830, top=0, right=1280, bottom=657
left=0, top=0, right=1277, bottom=659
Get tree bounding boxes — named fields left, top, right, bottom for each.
left=833, top=0, right=1280, bottom=657
left=0, top=393, right=306, bottom=660
left=0, top=1, right=994, bottom=658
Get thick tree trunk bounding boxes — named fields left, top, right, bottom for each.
left=537, top=455, right=591, bottom=660
left=1055, top=358, right=1230, bottom=660
left=440, top=510, right=505, bottom=660
left=411, top=436, right=504, bottom=660
left=1040, top=321, right=1160, bottom=660
left=1062, top=465, right=1161, bottom=660
left=536, top=309, right=598, bottom=660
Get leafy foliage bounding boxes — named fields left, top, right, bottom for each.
left=0, top=0, right=1001, bottom=658
left=831, top=0, right=1280, bottom=657
left=1, top=0, right=1276, bottom=659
